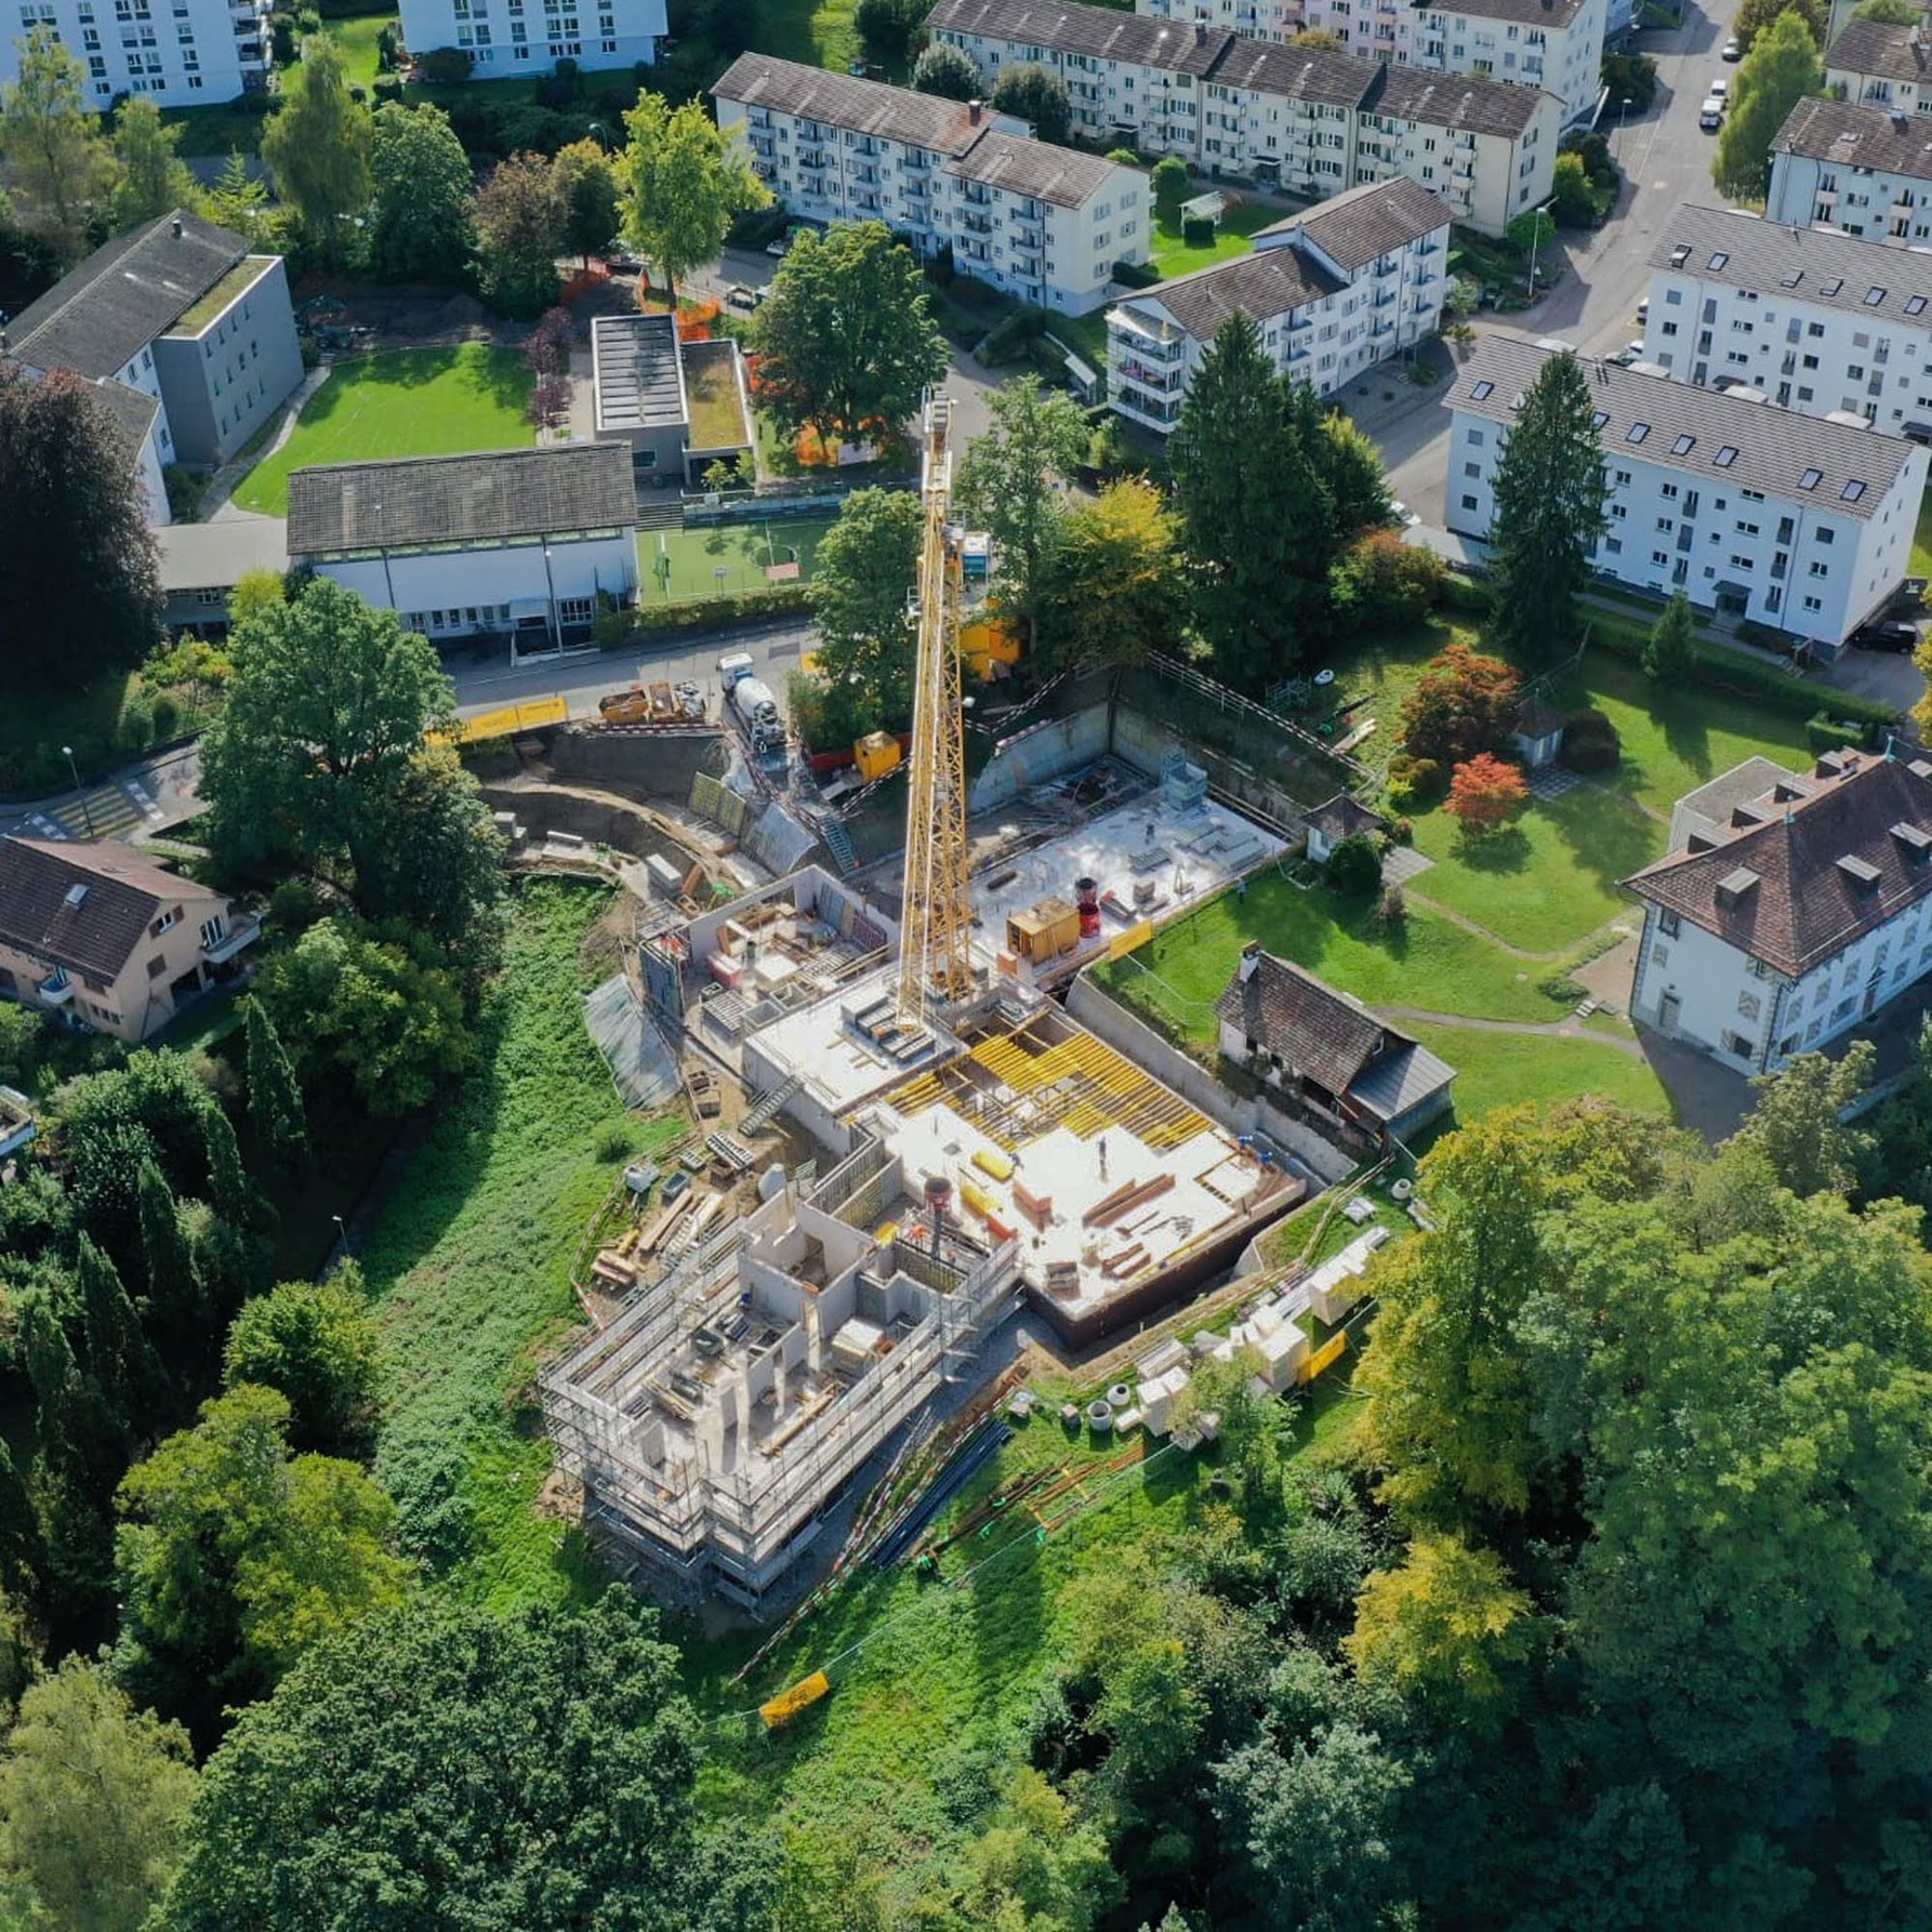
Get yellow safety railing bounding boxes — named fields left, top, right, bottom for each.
left=438, top=695, right=569, bottom=746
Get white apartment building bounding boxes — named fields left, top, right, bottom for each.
left=1639, top=203, right=1932, bottom=435
left=1108, top=174, right=1450, bottom=427
left=713, top=52, right=1151, bottom=314
left=1625, top=749, right=1932, bottom=1076
left=396, top=0, right=663, bottom=72
left=3, top=0, right=267, bottom=104
left=1767, top=95, right=1932, bottom=241
left=1447, top=331, right=1929, bottom=646
left=1824, top=15, right=1932, bottom=115
left=927, top=0, right=1558, bottom=233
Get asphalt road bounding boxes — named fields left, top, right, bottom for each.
left=1384, top=0, right=1743, bottom=524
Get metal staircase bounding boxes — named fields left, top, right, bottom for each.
left=739, top=1074, right=804, bottom=1139
left=818, top=815, right=858, bottom=875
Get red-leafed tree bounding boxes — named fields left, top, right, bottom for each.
left=1399, top=641, right=1522, bottom=767
left=524, top=306, right=574, bottom=380
left=1445, top=753, right=1530, bottom=834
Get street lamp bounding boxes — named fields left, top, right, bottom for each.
left=1523, top=196, right=1557, bottom=302
left=332, top=1213, right=351, bottom=1260
left=542, top=544, right=559, bottom=651
left=61, top=746, right=94, bottom=835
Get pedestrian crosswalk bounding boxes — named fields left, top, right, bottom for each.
left=33, top=780, right=165, bottom=841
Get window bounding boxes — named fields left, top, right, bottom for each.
left=1737, top=991, right=1761, bottom=1021
left=146, top=955, right=166, bottom=980
left=1817, top=525, right=1834, bottom=544
left=1467, top=428, right=1485, bottom=446
left=1660, top=910, right=1681, bottom=938
left=198, top=914, right=225, bottom=951
left=1461, top=492, right=1479, bottom=511
left=151, top=908, right=179, bottom=935
left=1591, top=410, right=1608, bottom=429
left=1469, top=380, right=1493, bottom=400
left=1908, top=295, right=1930, bottom=316
left=1798, top=466, right=1822, bottom=490
left=1670, top=433, right=1695, bottom=454
left=558, top=596, right=594, bottom=625
left=1714, top=445, right=1738, bottom=468
left=1626, top=422, right=1650, bottom=444
left=1721, top=1030, right=1756, bottom=1059
left=1866, top=286, right=1888, bottom=305
left=1652, top=942, right=1669, bottom=967
left=1820, top=280, right=1842, bottom=298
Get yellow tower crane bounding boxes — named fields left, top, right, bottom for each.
left=895, top=392, right=975, bottom=1025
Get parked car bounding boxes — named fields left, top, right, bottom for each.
left=1709, top=75, right=1728, bottom=98
left=724, top=283, right=757, bottom=310
left=1853, top=619, right=1920, bottom=652
left=1607, top=345, right=1640, bottom=366
left=765, top=235, right=789, bottom=257
left=1721, top=35, right=1741, bottom=59
left=1627, top=338, right=1647, bottom=360
left=1635, top=296, right=1649, bottom=324
left=1699, top=100, right=1723, bottom=131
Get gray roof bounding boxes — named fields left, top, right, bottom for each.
left=156, top=517, right=290, bottom=592
left=1344, top=1037, right=1456, bottom=1125
left=1210, top=35, right=1377, bottom=108
left=1434, top=0, right=1587, bottom=26
left=1774, top=94, right=1932, bottom=183
left=7, top=209, right=248, bottom=381
left=1117, top=237, right=1344, bottom=339
left=1452, top=329, right=1920, bottom=520
left=287, top=444, right=637, bottom=555
left=1372, top=63, right=1549, bottom=138
left=1307, top=792, right=1384, bottom=841
left=1264, top=175, right=1454, bottom=272
left=1652, top=204, right=1932, bottom=329
left=930, top=0, right=1236, bottom=74
left=1826, top=16, right=1930, bottom=83
left=591, top=313, right=687, bottom=434
left=1215, top=951, right=1393, bottom=1093
left=715, top=51, right=977, bottom=151
left=90, top=380, right=160, bottom=469
left=949, top=125, right=1127, bottom=210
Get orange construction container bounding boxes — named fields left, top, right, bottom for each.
left=854, top=730, right=902, bottom=781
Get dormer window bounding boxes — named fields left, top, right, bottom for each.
left=1837, top=854, right=1882, bottom=892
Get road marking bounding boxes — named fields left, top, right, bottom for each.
left=125, top=780, right=163, bottom=819
left=27, top=814, right=66, bottom=839
left=1654, top=180, right=1669, bottom=190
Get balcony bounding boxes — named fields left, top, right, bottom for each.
left=1106, top=306, right=1182, bottom=355
left=1114, top=356, right=1180, bottom=389
left=201, top=912, right=261, bottom=966
left=1115, top=385, right=1181, bottom=427
left=37, top=972, right=72, bottom=1009
left=960, top=212, right=994, bottom=235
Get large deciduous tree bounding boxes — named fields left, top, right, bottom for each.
left=911, top=42, right=982, bottom=99
left=802, top=487, right=923, bottom=744
left=0, top=1656, right=197, bottom=1932
left=0, top=26, right=118, bottom=266
left=1715, top=9, right=1823, bottom=201
left=367, top=101, right=473, bottom=282
left=989, top=62, right=1073, bottom=143
left=616, top=90, right=767, bottom=305
left=955, top=374, right=1089, bottom=653
left=470, top=150, right=563, bottom=317
left=1035, top=478, right=1190, bottom=675
left=753, top=221, right=947, bottom=449
left=259, top=38, right=373, bottom=270
left=222, top=1267, right=383, bottom=1463
left=1483, top=349, right=1606, bottom=665
left=108, top=98, right=199, bottom=232
left=551, top=137, right=619, bottom=267
left=0, top=363, right=163, bottom=691
left=157, top=1590, right=709, bottom=1931
left=1169, top=315, right=1335, bottom=688
left=1733, top=0, right=1826, bottom=50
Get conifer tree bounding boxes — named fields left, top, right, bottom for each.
left=245, top=1000, right=307, bottom=1179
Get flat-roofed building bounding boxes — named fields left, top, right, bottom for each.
left=287, top=443, right=639, bottom=651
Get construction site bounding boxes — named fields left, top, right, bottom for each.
left=534, top=394, right=1377, bottom=1615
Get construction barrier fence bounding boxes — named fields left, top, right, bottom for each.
left=443, top=695, right=569, bottom=745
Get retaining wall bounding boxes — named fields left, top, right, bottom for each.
left=547, top=726, right=725, bottom=801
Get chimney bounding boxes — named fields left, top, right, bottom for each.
left=1238, top=940, right=1263, bottom=982
left=968, top=98, right=983, bottom=124
left=1195, top=17, right=1207, bottom=39
left=171, top=216, right=183, bottom=240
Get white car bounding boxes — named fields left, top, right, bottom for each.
left=1635, top=297, right=1649, bottom=324
left=1699, top=99, right=1723, bottom=131
left=1709, top=74, right=1728, bottom=98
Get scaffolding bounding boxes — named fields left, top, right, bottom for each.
left=540, top=1129, right=1017, bottom=1610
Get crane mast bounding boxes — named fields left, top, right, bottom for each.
left=895, top=393, right=975, bottom=1025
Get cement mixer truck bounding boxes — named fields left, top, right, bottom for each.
left=719, top=653, right=784, bottom=756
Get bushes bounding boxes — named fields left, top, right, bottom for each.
left=1558, top=706, right=1621, bottom=773
left=1386, top=754, right=1446, bottom=811
left=977, top=304, right=1049, bottom=366
left=414, top=44, right=473, bottom=84
left=1152, top=156, right=1187, bottom=220
left=597, top=583, right=813, bottom=644
left=1333, top=531, right=1443, bottom=631
left=1438, top=570, right=1491, bottom=616
left=1181, top=215, right=1216, bottom=248
left=1807, top=713, right=1871, bottom=753
left=1111, top=257, right=1162, bottom=289
left=1325, top=833, right=1383, bottom=898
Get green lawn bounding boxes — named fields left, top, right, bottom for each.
left=159, top=99, right=272, bottom=157
left=362, top=881, right=687, bottom=1611
left=639, top=519, right=828, bottom=602
left=1913, top=483, right=1932, bottom=581
left=1407, top=1021, right=1674, bottom=1122
left=231, top=346, right=534, bottom=516
left=758, top=0, right=862, bottom=71
left=1090, top=870, right=1572, bottom=1050
left=1148, top=198, right=1281, bottom=278
left=327, top=7, right=396, bottom=91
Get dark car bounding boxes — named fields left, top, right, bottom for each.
left=1854, top=619, right=1920, bottom=652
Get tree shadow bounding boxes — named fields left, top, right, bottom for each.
left=1543, top=784, right=1665, bottom=900
left=1453, top=824, right=1533, bottom=873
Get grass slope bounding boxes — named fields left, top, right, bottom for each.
left=363, top=880, right=685, bottom=1611
left=327, top=7, right=397, bottom=91
left=231, top=346, right=534, bottom=516
left=1409, top=1020, right=1674, bottom=1121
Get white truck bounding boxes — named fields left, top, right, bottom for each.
left=719, top=654, right=784, bottom=754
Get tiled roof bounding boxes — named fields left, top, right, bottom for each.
left=7, top=210, right=248, bottom=381
left=1774, top=94, right=1932, bottom=183
left=949, top=125, right=1127, bottom=209
left=89, top=380, right=160, bottom=470
left=1214, top=949, right=1402, bottom=1094
left=1452, top=329, right=1921, bottom=521
left=1120, top=243, right=1344, bottom=339
left=1372, top=63, right=1549, bottom=138
left=1265, top=175, right=1453, bottom=272
left=1439, top=0, right=1587, bottom=28
left=1625, top=751, right=1932, bottom=977
left=286, top=444, right=637, bottom=555
left=929, top=0, right=1236, bottom=73
left=0, top=838, right=195, bottom=983
left=1211, top=35, right=1376, bottom=107
left=1826, top=16, right=1930, bottom=84
left=714, top=51, right=977, bottom=150
left=1650, top=205, right=1932, bottom=331
left=1307, top=793, right=1384, bottom=841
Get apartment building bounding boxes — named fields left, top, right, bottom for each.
left=1639, top=204, right=1932, bottom=434
left=5, top=208, right=304, bottom=520
left=1625, top=749, right=1932, bottom=1076
left=2, top=0, right=268, bottom=104
left=1824, top=15, right=1932, bottom=115
left=713, top=52, right=1151, bottom=313
left=927, top=0, right=1558, bottom=232
left=1108, top=174, right=1450, bottom=428
left=1767, top=95, right=1932, bottom=240
left=1447, top=331, right=1929, bottom=645
left=395, top=0, right=664, bottom=72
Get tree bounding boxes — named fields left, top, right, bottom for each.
left=367, top=101, right=473, bottom=281
left=1400, top=643, right=1520, bottom=768
left=1151, top=155, right=1188, bottom=222
left=524, top=303, right=574, bottom=378
left=223, top=1268, right=383, bottom=1462
left=1716, top=11, right=1823, bottom=201
left=255, top=917, right=476, bottom=1116
left=912, top=42, right=982, bottom=99
left=0, top=363, right=163, bottom=692
left=470, top=151, right=563, bottom=317
left=19, top=1292, right=121, bottom=1619
left=1325, top=832, right=1383, bottom=897
left=138, top=1157, right=211, bottom=1391
left=244, top=997, right=307, bottom=1177
left=1484, top=349, right=1606, bottom=665
left=616, top=90, right=768, bottom=305
left=158, top=1590, right=708, bottom=1931
left=951, top=1769, right=1122, bottom=1930
left=200, top=149, right=269, bottom=239
left=1642, top=588, right=1697, bottom=682
left=1035, top=479, right=1190, bottom=675
left=1445, top=753, right=1530, bottom=833
left=78, top=1234, right=166, bottom=1442
left=855, top=0, right=925, bottom=60
left=1506, top=206, right=1555, bottom=258
left=1726, top=1041, right=1875, bottom=1199
left=199, top=1101, right=251, bottom=1228
left=1550, top=150, right=1598, bottom=227
left=1333, top=529, right=1443, bottom=630
left=1317, top=409, right=1393, bottom=541
left=955, top=375, right=1089, bottom=653
left=990, top=62, right=1072, bottom=143
left=805, top=488, right=923, bottom=743
left=1734, top=0, right=1826, bottom=50
left=259, top=37, right=373, bottom=270
left=551, top=136, right=619, bottom=267
left=1169, top=313, right=1335, bottom=689
left=753, top=221, right=947, bottom=448
left=115, top=1383, right=412, bottom=1732
left=0, top=27, right=118, bottom=266
left=0, top=1657, right=197, bottom=1932
left=109, top=98, right=198, bottom=231
left=1851, top=0, right=1919, bottom=19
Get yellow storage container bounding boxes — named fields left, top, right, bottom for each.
left=959, top=1180, right=997, bottom=1220
left=972, top=1148, right=1015, bottom=1182
left=854, top=731, right=903, bottom=781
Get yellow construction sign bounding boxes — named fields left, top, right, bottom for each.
left=1298, top=1332, right=1348, bottom=1384
left=759, top=1669, right=832, bottom=1730
left=440, top=696, right=569, bottom=746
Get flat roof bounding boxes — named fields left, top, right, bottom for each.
left=156, top=516, right=289, bottom=591
left=163, top=255, right=276, bottom=337
left=591, top=313, right=688, bottom=434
